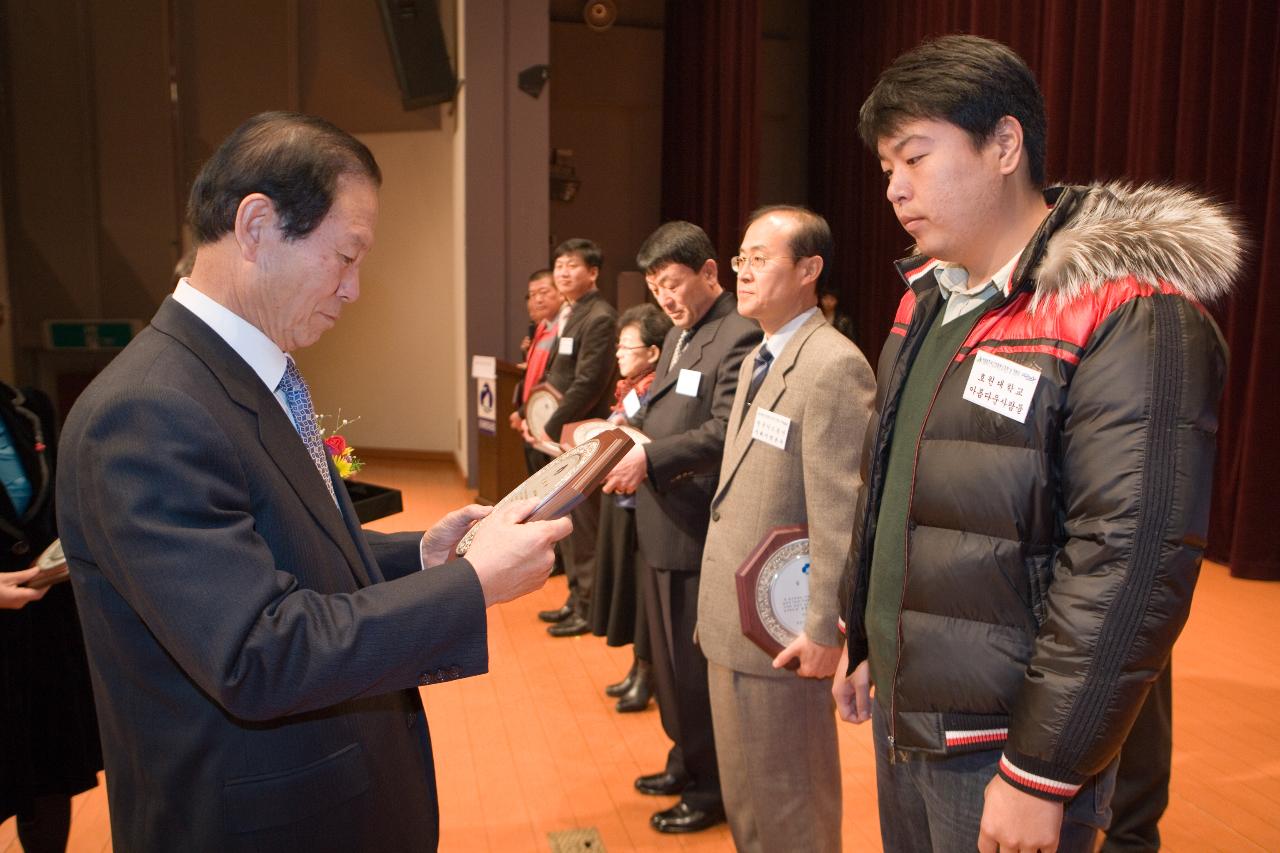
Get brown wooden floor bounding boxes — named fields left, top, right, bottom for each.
left=4, top=456, right=1278, bottom=852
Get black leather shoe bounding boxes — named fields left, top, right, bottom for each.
left=634, top=771, right=687, bottom=797
left=650, top=801, right=725, bottom=834
left=605, top=659, right=638, bottom=697
left=547, top=614, right=590, bottom=637
left=615, top=660, right=652, bottom=712
left=537, top=603, right=573, bottom=624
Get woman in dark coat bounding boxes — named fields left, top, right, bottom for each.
left=0, top=381, right=102, bottom=853
left=589, top=304, right=671, bottom=712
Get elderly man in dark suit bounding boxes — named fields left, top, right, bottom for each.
left=602, top=221, right=761, bottom=834
left=529, top=238, right=619, bottom=636
left=56, top=112, right=570, bottom=853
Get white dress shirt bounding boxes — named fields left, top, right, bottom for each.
left=172, top=279, right=298, bottom=427
left=762, top=305, right=821, bottom=360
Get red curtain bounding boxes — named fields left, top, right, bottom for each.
left=659, top=0, right=762, bottom=274
left=809, top=1, right=1280, bottom=579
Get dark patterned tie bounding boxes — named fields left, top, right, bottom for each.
left=744, top=346, right=774, bottom=406
left=278, top=359, right=337, bottom=504
left=669, top=329, right=692, bottom=367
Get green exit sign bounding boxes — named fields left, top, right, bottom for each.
left=43, top=320, right=143, bottom=350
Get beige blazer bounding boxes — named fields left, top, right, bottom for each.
left=697, top=310, right=876, bottom=677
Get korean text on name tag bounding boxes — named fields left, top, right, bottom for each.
left=751, top=408, right=791, bottom=450
left=962, top=350, right=1040, bottom=423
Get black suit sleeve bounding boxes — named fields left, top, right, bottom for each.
left=644, top=321, right=761, bottom=490
left=544, top=310, right=617, bottom=440
left=364, top=530, right=426, bottom=581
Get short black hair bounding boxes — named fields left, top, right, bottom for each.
left=528, top=268, right=553, bottom=283
left=859, top=34, right=1047, bottom=186
left=635, top=221, right=717, bottom=275
left=745, top=205, right=834, bottom=290
left=553, top=238, right=604, bottom=270
left=618, top=303, right=673, bottom=348
left=187, top=111, right=382, bottom=246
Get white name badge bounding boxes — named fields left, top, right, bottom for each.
left=676, top=369, right=702, bottom=397
left=558, top=337, right=574, bottom=355
left=622, top=389, right=642, bottom=418
left=962, top=350, right=1041, bottom=423
left=751, top=408, right=791, bottom=450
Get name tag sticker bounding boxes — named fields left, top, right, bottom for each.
left=751, top=408, right=791, bottom=450
left=622, top=389, right=642, bottom=418
left=558, top=337, right=574, bottom=355
left=963, top=350, right=1040, bottom=423
left=676, top=369, right=702, bottom=397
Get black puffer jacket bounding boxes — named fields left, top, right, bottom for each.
left=842, top=183, right=1240, bottom=801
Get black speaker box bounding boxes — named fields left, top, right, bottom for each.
left=378, top=0, right=457, bottom=109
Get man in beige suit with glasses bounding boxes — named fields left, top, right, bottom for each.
left=696, top=205, right=875, bottom=852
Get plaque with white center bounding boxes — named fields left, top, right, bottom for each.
left=734, top=525, right=810, bottom=660
left=524, top=383, right=565, bottom=457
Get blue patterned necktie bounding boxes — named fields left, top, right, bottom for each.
left=745, top=346, right=774, bottom=405
left=278, top=359, right=337, bottom=504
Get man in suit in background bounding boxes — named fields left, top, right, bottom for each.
left=56, top=112, right=571, bottom=853
left=603, top=221, right=761, bottom=833
left=510, top=268, right=563, bottom=477
left=697, top=206, right=875, bottom=852
left=530, top=238, right=619, bottom=636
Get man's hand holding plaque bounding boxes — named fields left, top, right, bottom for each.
left=771, top=631, right=842, bottom=678
left=456, top=428, right=634, bottom=557
left=463, top=499, right=572, bottom=607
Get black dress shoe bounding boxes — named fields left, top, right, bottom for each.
left=537, top=603, right=573, bottom=624
left=615, top=659, right=652, bottom=712
left=605, top=659, right=639, bottom=697
left=634, top=771, right=687, bottom=797
left=650, top=801, right=725, bottom=834
left=547, top=614, right=590, bottom=637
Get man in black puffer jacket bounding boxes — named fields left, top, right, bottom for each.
left=833, top=35, right=1241, bottom=853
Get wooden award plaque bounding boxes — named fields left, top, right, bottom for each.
left=23, top=539, right=70, bottom=590
left=734, top=525, right=811, bottom=660
left=560, top=419, right=650, bottom=451
left=455, top=428, right=635, bottom=556
left=524, top=383, right=565, bottom=457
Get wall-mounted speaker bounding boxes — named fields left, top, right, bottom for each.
left=378, top=0, right=457, bottom=109
left=583, top=0, right=618, bottom=32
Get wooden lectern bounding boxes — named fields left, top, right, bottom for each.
left=475, top=359, right=529, bottom=505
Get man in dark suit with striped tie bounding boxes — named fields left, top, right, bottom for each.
left=57, top=111, right=570, bottom=852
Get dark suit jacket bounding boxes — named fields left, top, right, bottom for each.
left=56, top=298, right=489, bottom=852
left=541, top=289, right=618, bottom=441
left=634, top=292, right=761, bottom=572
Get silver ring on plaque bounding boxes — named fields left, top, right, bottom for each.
left=524, top=383, right=565, bottom=457
left=734, top=525, right=810, bottom=661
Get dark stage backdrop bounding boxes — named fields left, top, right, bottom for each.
left=808, top=1, right=1280, bottom=581
left=659, top=0, right=762, bottom=277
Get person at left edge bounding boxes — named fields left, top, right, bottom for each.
left=55, top=111, right=571, bottom=853
left=0, top=368, right=102, bottom=853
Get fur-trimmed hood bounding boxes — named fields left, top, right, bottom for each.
left=1032, top=181, right=1245, bottom=309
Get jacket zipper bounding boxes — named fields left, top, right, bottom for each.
left=888, top=311, right=984, bottom=756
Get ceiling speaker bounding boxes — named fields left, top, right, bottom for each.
left=583, top=0, right=617, bottom=31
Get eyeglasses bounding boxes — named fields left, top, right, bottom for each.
left=616, top=344, right=651, bottom=352
left=730, top=254, right=802, bottom=274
